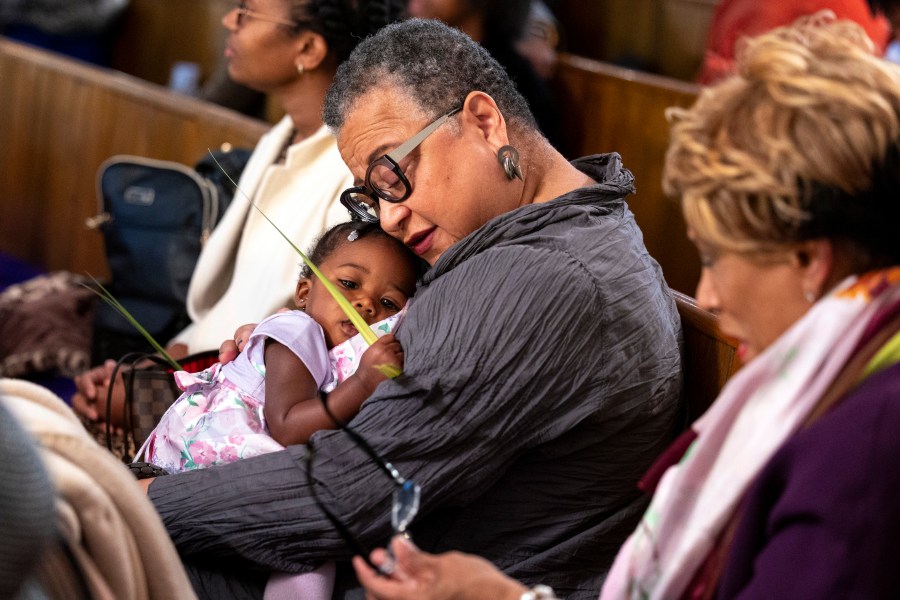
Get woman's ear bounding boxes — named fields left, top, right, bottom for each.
left=460, top=91, right=509, bottom=148
left=294, top=278, right=312, bottom=309
left=295, top=30, right=329, bottom=72
left=794, top=239, right=834, bottom=301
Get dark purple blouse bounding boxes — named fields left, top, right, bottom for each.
left=717, top=361, right=900, bottom=599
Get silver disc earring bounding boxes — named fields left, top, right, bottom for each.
left=497, top=145, right=523, bottom=181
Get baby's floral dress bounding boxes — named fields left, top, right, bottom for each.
left=137, top=309, right=404, bottom=473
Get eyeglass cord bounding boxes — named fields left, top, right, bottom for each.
left=319, top=396, right=409, bottom=486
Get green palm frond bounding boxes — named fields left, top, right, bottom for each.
left=84, top=277, right=182, bottom=370
left=208, top=152, right=395, bottom=359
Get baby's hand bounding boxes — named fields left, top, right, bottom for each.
left=357, top=334, right=404, bottom=391
left=218, top=322, right=258, bottom=365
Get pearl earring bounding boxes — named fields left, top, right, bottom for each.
left=296, top=64, right=305, bottom=75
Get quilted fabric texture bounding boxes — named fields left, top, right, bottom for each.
left=0, top=271, right=94, bottom=378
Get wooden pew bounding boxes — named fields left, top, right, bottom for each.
left=0, top=38, right=269, bottom=279
left=554, top=0, right=717, bottom=81
left=673, top=291, right=740, bottom=422
left=552, top=53, right=701, bottom=295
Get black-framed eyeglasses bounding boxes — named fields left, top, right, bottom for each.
left=235, top=0, right=299, bottom=28
left=305, top=399, right=420, bottom=574
left=340, top=106, right=463, bottom=223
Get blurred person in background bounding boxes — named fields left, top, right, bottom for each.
left=697, top=0, right=889, bottom=83
left=407, top=0, right=562, bottom=146
left=0, top=0, right=128, bottom=66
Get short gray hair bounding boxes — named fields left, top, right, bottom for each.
left=322, top=18, right=537, bottom=133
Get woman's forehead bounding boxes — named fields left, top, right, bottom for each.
left=337, top=90, right=425, bottom=169
left=344, top=87, right=424, bottom=131
left=254, top=0, right=288, bottom=12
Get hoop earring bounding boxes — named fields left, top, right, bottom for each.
left=497, top=145, right=523, bottom=181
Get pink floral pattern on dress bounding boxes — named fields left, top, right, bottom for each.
left=187, top=440, right=219, bottom=468
left=138, top=309, right=408, bottom=473
left=139, top=363, right=284, bottom=472
left=325, top=309, right=405, bottom=392
left=219, top=445, right=239, bottom=463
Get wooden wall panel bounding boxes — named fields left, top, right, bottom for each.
left=0, top=38, right=269, bottom=277
left=657, top=0, right=718, bottom=80
left=554, top=0, right=718, bottom=81
left=111, top=0, right=232, bottom=86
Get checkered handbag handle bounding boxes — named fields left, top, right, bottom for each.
left=126, top=367, right=179, bottom=451
left=113, top=355, right=177, bottom=463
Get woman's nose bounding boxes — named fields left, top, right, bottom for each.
left=222, top=7, right=238, bottom=31
left=378, top=200, right=411, bottom=234
left=694, top=269, right=720, bottom=314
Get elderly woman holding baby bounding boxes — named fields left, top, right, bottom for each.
left=355, top=14, right=900, bottom=600
left=142, top=17, right=682, bottom=600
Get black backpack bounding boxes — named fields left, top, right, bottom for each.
left=88, top=148, right=252, bottom=363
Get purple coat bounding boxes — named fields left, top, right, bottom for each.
left=717, top=361, right=900, bottom=598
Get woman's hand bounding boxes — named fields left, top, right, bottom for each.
left=218, top=323, right=257, bottom=365
left=353, top=536, right=528, bottom=600
left=71, top=359, right=120, bottom=422
left=72, top=342, right=189, bottom=426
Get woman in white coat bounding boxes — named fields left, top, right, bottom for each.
left=73, top=0, right=405, bottom=425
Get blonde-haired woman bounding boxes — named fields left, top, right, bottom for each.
left=602, top=13, right=900, bottom=598
left=352, top=14, right=900, bottom=600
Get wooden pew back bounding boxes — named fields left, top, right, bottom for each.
left=553, top=53, right=701, bottom=295
left=673, top=291, right=741, bottom=422
left=0, top=38, right=269, bottom=278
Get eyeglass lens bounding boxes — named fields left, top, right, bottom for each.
left=305, top=398, right=421, bottom=574
left=235, top=0, right=298, bottom=28
left=392, top=480, right=420, bottom=534
left=368, top=161, right=407, bottom=201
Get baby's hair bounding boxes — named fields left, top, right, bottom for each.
left=300, top=221, right=427, bottom=280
